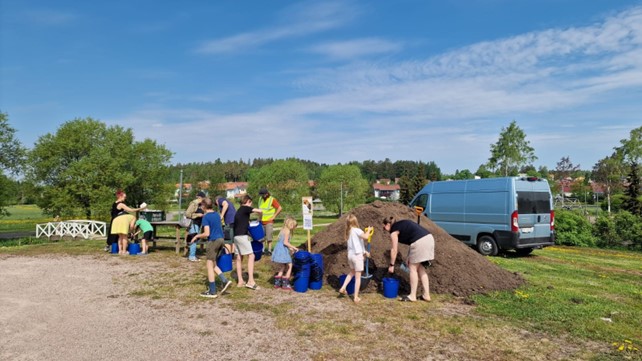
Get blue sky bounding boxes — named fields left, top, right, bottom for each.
left=1, top=0, right=641, bottom=174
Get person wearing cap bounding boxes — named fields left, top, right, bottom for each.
left=258, top=188, right=282, bottom=255
left=185, top=191, right=206, bottom=261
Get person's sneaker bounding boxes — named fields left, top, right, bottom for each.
left=188, top=258, right=200, bottom=262
left=200, top=291, right=218, bottom=299
left=263, top=250, right=272, bottom=256
left=281, top=282, right=292, bottom=291
left=103, top=246, right=109, bottom=252
left=274, top=277, right=282, bottom=289
left=220, top=280, right=232, bottom=294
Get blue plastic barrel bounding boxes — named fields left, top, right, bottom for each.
left=382, top=277, right=399, bottom=299
left=339, top=274, right=355, bottom=295
left=248, top=221, right=264, bottom=241
left=308, top=253, right=324, bottom=290
left=251, top=241, right=263, bottom=261
left=128, top=243, right=140, bottom=256
left=217, top=249, right=233, bottom=272
left=292, top=251, right=312, bottom=293
left=292, top=275, right=309, bottom=293
left=110, top=242, right=118, bottom=254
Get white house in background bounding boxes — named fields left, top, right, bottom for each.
left=373, top=180, right=400, bottom=200
left=218, top=182, right=248, bottom=199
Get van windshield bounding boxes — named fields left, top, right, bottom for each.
left=517, top=192, right=551, bottom=214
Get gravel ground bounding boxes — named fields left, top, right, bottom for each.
left=0, top=255, right=311, bottom=361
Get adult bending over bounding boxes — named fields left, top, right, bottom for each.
left=111, top=190, right=146, bottom=255
left=382, top=216, right=435, bottom=302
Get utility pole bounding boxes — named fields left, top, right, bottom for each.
left=339, top=182, right=343, bottom=218
left=178, top=169, right=184, bottom=212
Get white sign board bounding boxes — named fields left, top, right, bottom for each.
left=303, top=214, right=313, bottom=230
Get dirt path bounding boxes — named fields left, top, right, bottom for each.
left=0, top=255, right=310, bottom=361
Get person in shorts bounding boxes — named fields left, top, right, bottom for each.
left=382, top=216, right=435, bottom=302
left=338, top=214, right=372, bottom=304
left=192, top=198, right=232, bottom=299
left=233, top=195, right=262, bottom=290
left=133, top=216, right=153, bottom=255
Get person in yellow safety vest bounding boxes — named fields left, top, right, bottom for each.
left=258, top=188, right=282, bottom=256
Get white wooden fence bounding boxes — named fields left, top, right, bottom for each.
left=36, top=220, right=106, bottom=240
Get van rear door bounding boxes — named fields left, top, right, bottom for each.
left=515, top=180, right=553, bottom=247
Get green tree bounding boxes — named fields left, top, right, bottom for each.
left=449, top=169, right=474, bottom=180
left=486, top=121, right=537, bottom=176
left=247, top=158, right=310, bottom=215
left=593, top=153, right=626, bottom=213
left=554, top=156, right=581, bottom=180
left=316, top=164, right=369, bottom=215
left=622, top=162, right=642, bottom=217
left=618, top=126, right=642, bottom=165
left=27, top=118, right=172, bottom=219
left=0, top=112, right=27, bottom=217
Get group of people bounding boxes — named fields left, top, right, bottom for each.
left=107, top=188, right=436, bottom=303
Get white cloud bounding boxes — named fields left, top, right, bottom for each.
left=307, top=38, right=402, bottom=59
left=132, top=5, right=642, bottom=173
left=196, top=0, right=359, bottom=54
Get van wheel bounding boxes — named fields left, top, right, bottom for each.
left=516, top=248, right=534, bottom=256
left=477, top=236, right=498, bottom=256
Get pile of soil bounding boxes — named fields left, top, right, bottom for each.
left=311, top=201, right=524, bottom=297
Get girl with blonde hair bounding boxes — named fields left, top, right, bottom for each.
left=338, top=214, right=373, bottom=303
left=271, top=216, right=299, bottom=290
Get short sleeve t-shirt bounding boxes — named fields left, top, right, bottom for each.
left=347, top=227, right=366, bottom=257
left=390, top=220, right=430, bottom=245
left=201, top=212, right=224, bottom=241
left=135, top=219, right=153, bottom=233
left=233, top=205, right=253, bottom=236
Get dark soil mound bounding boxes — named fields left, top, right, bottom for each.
left=311, top=201, right=524, bottom=297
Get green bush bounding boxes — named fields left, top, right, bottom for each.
left=593, top=215, right=617, bottom=248
left=613, top=211, right=642, bottom=249
left=554, top=209, right=597, bottom=247
left=592, top=211, right=642, bottom=249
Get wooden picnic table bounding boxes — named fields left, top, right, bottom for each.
left=150, top=221, right=185, bottom=254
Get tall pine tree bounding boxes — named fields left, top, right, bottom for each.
left=623, top=162, right=642, bottom=217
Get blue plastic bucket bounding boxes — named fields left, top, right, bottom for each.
left=128, top=243, right=140, bottom=256
left=110, top=242, right=119, bottom=254
left=308, top=253, right=324, bottom=290
left=339, top=274, right=355, bottom=295
left=251, top=240, right=263, bottom=261
left=248, top=221, right=264, bottom=241
left=292, top=275, right=309, bottom=293
left=382, top=277, right=399, bottom=299
left=217, top=250, right=233, bottom=272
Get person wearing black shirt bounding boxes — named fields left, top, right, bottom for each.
left=382, top=217, right=435, bottom=302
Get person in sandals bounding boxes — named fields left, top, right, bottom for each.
left=233, top=195, right=262, bottom=290
left=382, top=216, right=435, bottom=302
left=271, top=216, right=299, bottom=290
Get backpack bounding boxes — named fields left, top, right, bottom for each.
left=179, top=214, right=192, bottom=228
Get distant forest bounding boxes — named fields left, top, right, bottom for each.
left=167, top=158, right=442, bottom=186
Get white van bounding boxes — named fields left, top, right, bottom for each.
left=409, top=177, right=555, bottom=256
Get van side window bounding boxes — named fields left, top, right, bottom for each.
left=411, top=194, right=429, bottom=209
left=517, top=192, right=551, bottom=214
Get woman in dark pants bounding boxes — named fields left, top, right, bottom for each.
left=382, top=216, right=435, bottom=302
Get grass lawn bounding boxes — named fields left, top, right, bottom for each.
left=1, top=238, right=640, bottom=360
left=0, top=204, right=50, bottom=232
